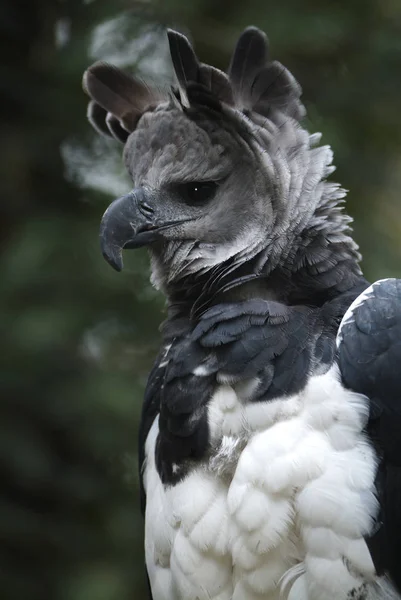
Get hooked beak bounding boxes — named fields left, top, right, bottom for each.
left=100, top=188, right=156, bottom=271
left=99, top=188, right=190, bottom=271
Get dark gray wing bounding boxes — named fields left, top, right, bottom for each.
left=337, top=278, right=401, bottom=593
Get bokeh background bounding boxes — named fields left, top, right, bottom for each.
left=1, top=0, right=401, bottom=598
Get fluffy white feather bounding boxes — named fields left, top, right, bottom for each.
left=143, top=366, right=399, bottom=600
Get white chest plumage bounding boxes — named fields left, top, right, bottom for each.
left=143, top=366, right=396, bottom=600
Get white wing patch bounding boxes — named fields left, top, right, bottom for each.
left=143, top=366, right=399, bottom=600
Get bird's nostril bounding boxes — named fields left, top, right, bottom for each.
left=138, top=201, right=154, bottom=218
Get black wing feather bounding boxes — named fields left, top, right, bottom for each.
left=338, top=278, right=401, bottom=593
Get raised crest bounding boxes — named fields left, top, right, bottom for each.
left=83, top=26, right=305, bottom=142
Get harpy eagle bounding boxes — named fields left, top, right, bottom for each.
left=82, top=26, right=401, bottom=600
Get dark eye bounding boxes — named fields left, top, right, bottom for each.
left=176, top=181, right=218, bottom=205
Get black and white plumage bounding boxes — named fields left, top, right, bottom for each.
left=83, top=26, right=401, bottom=600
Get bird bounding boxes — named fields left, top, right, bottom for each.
left=82, top=25, right=401, bottom=600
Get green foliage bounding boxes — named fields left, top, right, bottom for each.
left=1, top=0, right=400, bottom=598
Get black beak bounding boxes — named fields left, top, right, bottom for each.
left=99, top=188, right=159, bottom=271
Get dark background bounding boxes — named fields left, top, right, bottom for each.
left=1, top=0, right=401, bottom=598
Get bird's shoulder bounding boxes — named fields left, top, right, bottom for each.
left=338, top=278, right=401, bottom=412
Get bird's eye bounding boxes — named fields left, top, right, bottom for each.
left=176, top=181, right=219, bottom=206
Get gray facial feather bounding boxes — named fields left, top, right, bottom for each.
left=121, top=99, right=360, bottom=293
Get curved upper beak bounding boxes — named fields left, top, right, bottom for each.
left=99, top=188, right=159, bottom=271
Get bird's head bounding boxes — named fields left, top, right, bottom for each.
left=83, top=27, right=361, bottom=304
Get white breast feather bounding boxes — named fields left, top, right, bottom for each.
left=143, top=365, right=399, bottom=600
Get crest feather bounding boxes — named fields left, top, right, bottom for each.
left=105, top=113, right=129, bottom=143
left=198, top=64, right=234, bottom=105
left=83, top=62, right=165, bottom=140
left=87, top=101, right=113, bottom=138
left=83, top=25, right=306, bottom=143
left=167, top=29, right=234, bottom=108
left=167, top=29, right=199, bottom=95
left=251, top=62, right=305, bottom=121
left=227, top=26, right=305, bottom=121
left=228, top=26, right=269, bottom=107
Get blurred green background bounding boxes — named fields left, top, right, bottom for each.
left=1, top=0, right=400, bottom=598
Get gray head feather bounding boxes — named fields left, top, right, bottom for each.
left=83, top=26, right=362, bottom=304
